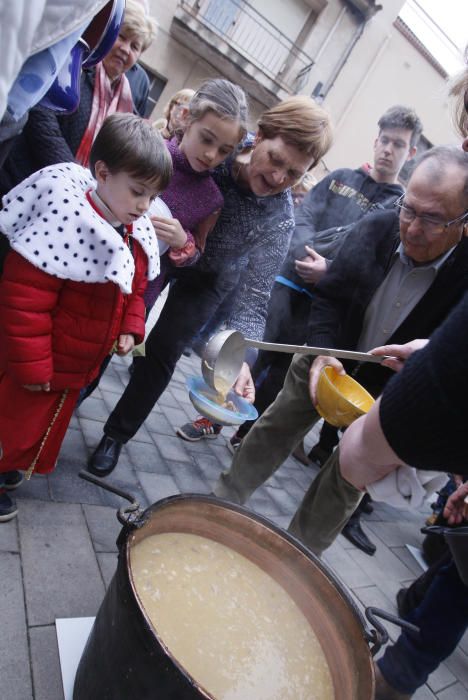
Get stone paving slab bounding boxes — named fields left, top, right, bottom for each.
left=391, top=544, right=430, bottom=578
left=137, top=470, right=179, bottom=503
left=82, top=504, right=120, bottom=553
left=169, top=460, right=211, bottom=494
left=437, top=683, right=468, bottom=699
left=413, top=686, right=437, bottom=699
left=0, top=517, right=18, bottom=552
left=97, top=552, right=119, bottom=589
left=427, top=661, right=458, bottom=695
left=0, top=552, right=32, bottom=700
left=445, top=648, right=468, bottom=690
left=19, top=500, right=105, bottom=626
left=126, top=439, right=164, bottom=473
left=30, top=626, right=63, bottom=700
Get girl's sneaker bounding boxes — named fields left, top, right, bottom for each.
left=177, top=418, right=222, bottom=441
left=0, top=489, right=18, bottom=521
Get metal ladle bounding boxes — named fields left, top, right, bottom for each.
left=201, top=329, right=391, bottom=393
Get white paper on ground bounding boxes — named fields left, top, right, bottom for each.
left=405, top=544, right=429, bottom=572
left=56, top=617, right=95, bottom=700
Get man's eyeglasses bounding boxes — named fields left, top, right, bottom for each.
left=395, top=195, right=468, bottom=234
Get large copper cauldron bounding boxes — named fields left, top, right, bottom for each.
left=74, top=475, right=416, bottom=699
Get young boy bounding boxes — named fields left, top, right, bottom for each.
left=0, top=113, right=172, bottom=520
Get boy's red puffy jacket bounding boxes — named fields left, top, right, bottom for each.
left=0, top=246, right=148, bottom=390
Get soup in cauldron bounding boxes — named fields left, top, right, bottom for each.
left=131, top=531, right=334, bottom=700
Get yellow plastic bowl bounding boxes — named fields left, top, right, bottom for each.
left=316, top=366, right=375, bottom=428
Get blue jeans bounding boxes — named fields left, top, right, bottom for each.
left=378, top=560, right=468, bottom=694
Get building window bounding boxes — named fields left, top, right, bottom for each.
left=140, top=66, right=167, bottom=117
left=398, top=134, right=433, bottom=186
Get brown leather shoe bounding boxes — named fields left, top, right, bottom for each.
left=374, top=663, right=412, bottom=700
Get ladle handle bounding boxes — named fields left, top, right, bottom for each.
left=244, top=339, right=391, bottom=364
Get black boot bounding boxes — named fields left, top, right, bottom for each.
left=87, top=435, right=122, bottom=477
left=360, top=492, right=374, bottom=514
left=341, top=512, right=376, bottom=555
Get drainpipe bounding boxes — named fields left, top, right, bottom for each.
left=317, top=2, right=382, bottom=100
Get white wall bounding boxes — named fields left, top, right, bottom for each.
left=143, top=0, right=458, bottom=170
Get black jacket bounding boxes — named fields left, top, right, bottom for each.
left=280, top=167, right=403, bottom=287
left=380, top=291, right=468, bottom=471
left=307, top=209, right=468, bottom=397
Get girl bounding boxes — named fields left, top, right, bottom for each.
left=79, top=78, right=247, bottom=400
left=153, top=88, right=196, bottom=140
left=0, top=114, right=172, bottom=520
left=143, top=78, right=248, bottom=313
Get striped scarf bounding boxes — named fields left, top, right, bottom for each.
left=75, top=63, right=134, bottom=167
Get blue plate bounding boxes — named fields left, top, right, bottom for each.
left=187, top=376, right=258, bottom=426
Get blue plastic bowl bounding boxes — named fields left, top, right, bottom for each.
left=186, top=376, right=258, bottom=426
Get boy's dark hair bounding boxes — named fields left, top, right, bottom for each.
left=89, top=113, right=173, bottom=190
left=378, top=105, right=423, bottom=148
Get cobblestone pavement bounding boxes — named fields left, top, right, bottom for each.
left=1, top=352, right=467, bottom=699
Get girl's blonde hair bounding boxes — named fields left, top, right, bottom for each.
left=163, top=88, right=196, bottom=122
left=449, top=46, right=468, bottom=139
left=122, top=0, right=158, bottom=52
left=186, top=79, right=249, bottom=140
left=257, top=96, right=333, bottom=168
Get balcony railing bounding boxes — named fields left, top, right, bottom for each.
left=179, top=0, right=314, bottom=92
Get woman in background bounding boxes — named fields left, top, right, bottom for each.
left=153, top=88, right=196, bottom=140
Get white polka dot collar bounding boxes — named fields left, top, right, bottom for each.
left=0, top=162, right=160, bottom=293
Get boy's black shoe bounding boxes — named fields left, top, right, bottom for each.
left=0, top=489, right=18, bottom=521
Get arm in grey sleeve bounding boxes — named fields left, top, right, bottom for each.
left=229, top=219, right=295, bottom=341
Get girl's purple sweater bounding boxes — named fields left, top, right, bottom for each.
left=144, top=137, right=224, bottom=308
left=161, top=137, right=224, bottom=232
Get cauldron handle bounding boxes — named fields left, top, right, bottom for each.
left=78, top=470, right=144, bottom=527
left=364, top=607, right=420, bottom=656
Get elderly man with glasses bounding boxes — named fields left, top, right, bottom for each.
left=213, top=144, right=468, bottom=556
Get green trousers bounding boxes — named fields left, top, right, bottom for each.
left=214, top=354, right=363, bottom=555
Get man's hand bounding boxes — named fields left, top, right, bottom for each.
left=444, top=481, right=468, bottom=525
left=232, top=362, right=255, bottom=403
left=116, top=334, right=135, bottom=356
left=370, top=339, right=429, bottom=372
left=22, top=382, right=51, bottom=392
left=294, top=245, right=327, bottom=284
left=151, top=216, right=188, bottom=249
left=308, top=355, right=345, bottom=405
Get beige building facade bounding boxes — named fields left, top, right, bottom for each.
left=141, top=0, right=459, bottom=177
